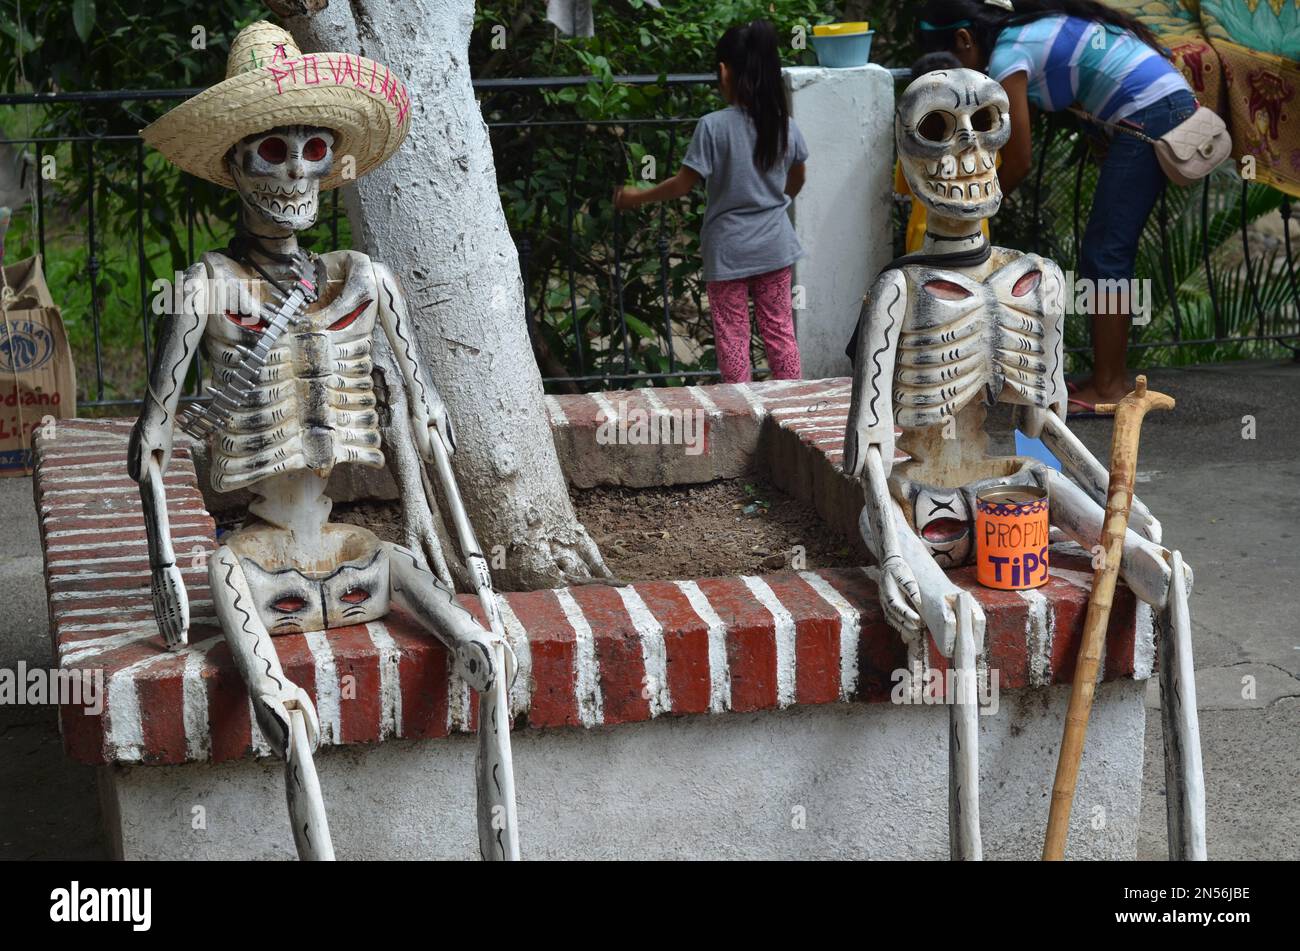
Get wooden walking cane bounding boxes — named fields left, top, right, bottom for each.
left=1042, top=375, right=1173, bottom=860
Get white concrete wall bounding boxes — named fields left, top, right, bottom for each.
left=102, top=681, right=1146, bottom=860
left=784, top=63, right=896, bottom=380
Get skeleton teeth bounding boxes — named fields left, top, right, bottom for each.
left=981, top=153, right=995, bottom=170
left=961, top=154, right=977, bottom=175
left=968, top=183, right=980, bottom=200
left=927, top=161, right=939, bottom=176
left=984, top=181, right=992, bottom=196
left=940, top=155, right=957, bottom=179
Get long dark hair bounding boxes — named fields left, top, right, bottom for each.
left=716, top=19, right=789, bottom=173
left=915, top=0, right=1166, bottom=65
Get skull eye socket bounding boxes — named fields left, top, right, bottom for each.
left=917, top=111, right=955, bottom=144
left=303, top=137, right=328, bottom=162
left=257, top=136, right=287, bottom=164
left=971, top=105, right=1000, bottom=133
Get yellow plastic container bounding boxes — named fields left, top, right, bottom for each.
left=813, top=22, right=869, bottom=36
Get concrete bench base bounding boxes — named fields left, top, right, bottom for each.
left=102, top=680, right=1145, bottom=860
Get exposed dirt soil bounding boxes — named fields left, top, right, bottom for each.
left=254, top=477, right=859, bottom=584
left=330, top=498, right=406, bottom=544
left=572, top=476, right=859, bottom=583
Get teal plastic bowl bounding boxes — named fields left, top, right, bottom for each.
left=811, top=30, right=875, bottom=68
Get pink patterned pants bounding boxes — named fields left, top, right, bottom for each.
left=705, top=265, right=802, bottom=384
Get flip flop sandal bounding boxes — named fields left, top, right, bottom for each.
left=1066, top=397, right=1107, bottom=420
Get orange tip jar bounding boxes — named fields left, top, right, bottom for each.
left=975, top=486, right=1050, bottom=590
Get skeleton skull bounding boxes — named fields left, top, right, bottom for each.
left=896, top=68, right=1010, bottom=221
left=229, top=125, right=335, bottom=231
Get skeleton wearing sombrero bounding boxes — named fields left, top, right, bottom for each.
left=129, top=21, right=519, bottom=861
left=844, top=67, right=1205, bottom=860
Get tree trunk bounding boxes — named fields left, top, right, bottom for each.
left=285, top=0, right=608, bottom=589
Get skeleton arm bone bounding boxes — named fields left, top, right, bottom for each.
left=128, top=262, right=209, bottom=647
left=1017, top=404, right=1162, bottom=543
left=843, top=269, right=906, bottom=480
left=373, top=261, right=455, bottom=462
left=843, top=271, right=924, bottom=637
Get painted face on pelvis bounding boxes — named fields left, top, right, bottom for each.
left=240, top=549, right=390, bottom=634
left=912, top=486, right=973, bottom=567
left=896, top=67, right=1010, bottom=221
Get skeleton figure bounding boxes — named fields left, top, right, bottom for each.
left=132, top=25, right=519, bottom=860
left=844, top=68, right=1205, bottom=860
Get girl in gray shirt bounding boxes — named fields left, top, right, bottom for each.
left=614, top=19, right=808, bottom=382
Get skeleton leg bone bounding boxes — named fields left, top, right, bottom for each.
left=1158, top=550, right=1207, bottom=860
left=1018, top=405, right=1162, bottom=543
left=385, top=542, right=519, bottom=860
left=208, top=546, right=334, bottom=860
left=860, top=499, right=986, bottom=859
left=949, top=592, right=983, bottom=861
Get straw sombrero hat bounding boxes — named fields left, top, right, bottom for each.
left=142, top=21, right=411, bottom=190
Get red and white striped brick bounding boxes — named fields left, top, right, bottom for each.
left=33, top=395, right=1143, bottom=769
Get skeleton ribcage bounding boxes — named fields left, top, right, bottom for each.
left=206, top=330, right=383, bottom=492
left=893, top=256, right=1065, bottom=429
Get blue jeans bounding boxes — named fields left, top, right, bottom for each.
left=1079, top=89, right=1197, bottom=281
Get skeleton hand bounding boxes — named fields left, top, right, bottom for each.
left=924, top=591, right=986, bottom=660
left=412, top=396, right=457, bottom=464
left=150, top=562, right=190, bottom=649
left=255, top=685, right=321, bottom=759
left=875, top=554, right=926, bottom=644
left=127, top=415, right=171, bottom=483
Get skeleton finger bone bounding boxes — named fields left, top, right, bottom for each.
left=860, top=502, right=985, bottom=657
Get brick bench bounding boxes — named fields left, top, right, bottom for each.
left=33, top=381, right=1150, bottom=859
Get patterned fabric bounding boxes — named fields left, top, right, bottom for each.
left=705, top=266, right=801, bottom=384
left=1111, top=0, right=1300, bottom=198
left=987, top=14, right=1190, bottom=121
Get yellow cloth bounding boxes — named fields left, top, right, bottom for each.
left=894, top=162, right=993, bottom=254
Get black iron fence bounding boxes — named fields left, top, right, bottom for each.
left=1, top=74, right=1297, bottom=412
